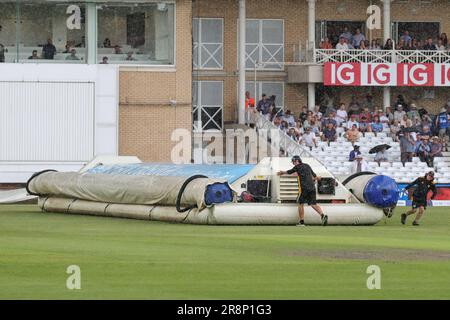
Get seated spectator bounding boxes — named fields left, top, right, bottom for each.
left=369, top=39, right=381, bottom=50
left=359, top=40, right=367, bottom=50
left=385, top=106, right=394, bottom=123
left=313, top=105, right=323, bottom=121
left=283, top=110, right=296, bottom=127
left=410, top=38, right=420, bottom=50
left=66, top=49, right=80, bottom=60
left=62, top=43, right=71, bottom=54
left=399, top=131, right=416, bottom=165
left=439, top=33, right=448, bottom=48
left=390, top=120, right=401, bottom=141
left=321, top=111, right=337, bottom=129
left=103, top=38, right=112, bottom=48
left=126, top=51, right=136, bottom=61
left=400, top=114, right=412, bottom=128
left=352, top=28, right=366, bottom=49
left=100, top=56, right=109, bottom=64
left=383, top=38, right=394, bottom=50
left=294, top=120, right=304, bottom=135
left=423, top=38, right=437, bottom=50
left=309, top=117, right=321, bottom=135
left=287, top=128, right=298, bottom=142
left=28, top=50, right=40, bottom=60
left=374, top=149, right=388, bottom=164
left=396, top=39, right=407, bottom=50
left=301, top=127, right=317, bottom=150
left=407, top=103, right=420, bottom=122
left=429, top=136, right=443, bottom=165
left=437, top=39, right=446, bottom=51
left=299, top=106, right=308, bottom=123
left=320, top=37, right=333, bottom=49
left=345, top=125, right=361, bottom=145
left=351, top=154, right=369, bottom=173
left=379, top=109, right=390, bottom=130
left=336, top=37, right=349, bottom=50
left=371, top=116, right=383, bottom=133
left=336, top=103, right=348, bottom=126
left=359, top=107, right=372, bottom=122
left=394, top=105, right=406, bottom=122
left=113, top=45, right=123, bottom=54
left=421, top=125, right=432, bottom=138
left=346, top=114, right=360, bottom=130
left=322, top=122, right=337, bottom=143
left=416, top=137, right=432, bottom=166
left=349, top=145, right=361, bottom=161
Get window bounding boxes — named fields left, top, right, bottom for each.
left=0, top=1, right=86, bottom=63
left=193, top=18, right=223, bottom=69
left=244, top=19, right=284, bottom=70
left=97, top=2, right=175, bottom=65
left=193, top=81, right=223, bottom=131
left=245, top=81, right=284, bottom=108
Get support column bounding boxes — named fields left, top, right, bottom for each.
left=307, top=0, right=316, bottom=49
left=238, top=0, right=246, bottom=125
left=307, top=0, right=316, bottom=111
left=86, top=2, right=98, bottom=64
left=382, top=0, right=391, bottom=110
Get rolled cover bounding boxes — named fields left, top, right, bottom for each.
left=28, top=172, right=234, bottom=209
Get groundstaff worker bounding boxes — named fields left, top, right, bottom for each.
left=277, top=156, right=328, bottom=227
left=401, top=171, right=437, bottom=226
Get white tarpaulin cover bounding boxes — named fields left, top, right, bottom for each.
left=27, top=171, right=233, bottom=210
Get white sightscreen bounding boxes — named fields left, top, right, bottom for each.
left=0, top=81, right=95, bottom=161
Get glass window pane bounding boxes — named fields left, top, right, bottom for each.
left=193, top=18, right=199, bottom=43
left=261, top=82, right=284, bottom=107
left=201, top=19, right=222, bottom=43
left=0, top=2, right=16, bottom=63
left=262, top=20, right=283, bottom=44
left=246, top=20, right=259, bottom=43
left=97, top=2, right=175, bottom=65
left=200, top=81, right=222, bottom=106
left=15, top=1, right=86, bottom=63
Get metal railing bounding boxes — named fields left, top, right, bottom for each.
left=314, top=49, right=450, bottom=64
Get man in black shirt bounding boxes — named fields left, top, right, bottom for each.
left=277, top=156, right=328, bottom=226
left=401, top=171, right=437, bottom=226
left=42, top=39, right=57, bottom=60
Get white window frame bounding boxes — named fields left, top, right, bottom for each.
left=193, top=80, right=224, bottom=132
left=239, top=19, right=285, bottom=71
left=193, top=18, right=224, bottom=70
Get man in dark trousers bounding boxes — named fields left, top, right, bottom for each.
left=401, top=171, right=437, bottom=226
left=277, top=156, right=328, bottom=226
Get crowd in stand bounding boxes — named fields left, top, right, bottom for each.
left=246, top=91, right=450, bottom=167
left=320, top=28, right=449, bottom=51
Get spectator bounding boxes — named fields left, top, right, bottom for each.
left=407, top=103, right=420, bottom=122
left=321, top=111, right=337, bottom=129
left=437, top=39, right=446, bottom=51
left=400, top=30, right=412, bottom=46
left=429, top=136, right=443, bottom=165
left=383, top=38, right=394, bottom=50
left=126, top=52, right=136, bottom=61
left=322, top=122, right=337, bottom=143
left=320, top=37, right=333, bottom=49
left=385, top=106, right=394, bottom=123
left=400, top=131, right=415, bottom=165
left=394, top=105, right=406, bottom=122
left=416, top=137, right=431, bottom=166
left=294, top=120, right=304, bottom=136
left=336, top=103, right=348, bottom=126
left=351, top=154, right=369, bottom=173
left=360, top=107, right=372, bottom=122
left=103, top=38, right=112, bottom=48
left=390, top=120, right=401, bottom=141
left=396, top=39, right=407, bottom=50
left=436, top=107, right=449, bottom=138
left=100, top=56, right=109, bottom=64
left=410, top=38, right=420, bottom=50
left=62, top=43, right=71, bottom=54
left=65, top=49, right=80, bottom=60
left=336, top=36, right=349, bottom=50
left=28, top=50, right=40, bottom=60
left=340, top=26, right=353, bottom=43
left=0, top=43, right=6, bottom=63
left=352, top=28, right=366, bottom=49
left=379, top=109, right=390, bottom=130
left=245, top=91, right=255, bottom=126
left=421, top=125, right=432, bottom=138
left=302, top=127, right=317, bottom=150
left=369, top=39, right=381, bottom=50
left=349, top=145, right=361, bottom=161
left=359, top=114, right=370, bottom=132
left=423, top=38, right=437, bottom=50
left=359, top=40, right=367, bottom=50
left=374, top=148, right=388, bottom=164
left=346, top=114, right=359, bottom=130
left=345, top=125, right=361, bottom=145
left=400, top=114, right=412, bottom=128
left=440, top=33, right=448, bottom=48
left=42, top=38, right=57, bottom=60
left=313, top=105, right=323, bottom=121
left=299, top=106, right=308, bottom=123
left=371, top=115, right=383, bottom=134
left=113, top=45, right=123, bottom=54
left=287, top=128, right=298, bottom=142
left=283, top=110, right=296, bottom=128
left=257, top=94, right=272, bottom=119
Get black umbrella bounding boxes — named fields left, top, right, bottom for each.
left=369, top=144, right=391, bottom=154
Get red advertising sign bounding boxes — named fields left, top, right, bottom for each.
left=324, top=62, right=450, bottom=86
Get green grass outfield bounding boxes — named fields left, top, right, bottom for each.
left=0, top=205, right=449, bottom=299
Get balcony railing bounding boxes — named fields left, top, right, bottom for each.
left=314, top=49, right=450, bottom=64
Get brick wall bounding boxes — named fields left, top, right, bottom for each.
left=119, top=0, right=192, bottom=162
